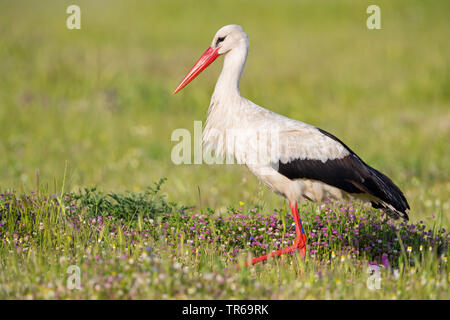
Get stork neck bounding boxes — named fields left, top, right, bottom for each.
left=213, top=44, right=248, bottom=99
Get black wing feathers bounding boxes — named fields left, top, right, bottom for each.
left=277, top=128, right=410, bottom=219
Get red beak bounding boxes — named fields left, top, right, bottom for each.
left=173, top=47, right=220, bottom=94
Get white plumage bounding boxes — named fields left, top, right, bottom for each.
left=201, top=25, right=351, bottom=204
left=174, top=24, right=410, bottom=264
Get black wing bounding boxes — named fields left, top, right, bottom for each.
left=277, top=128, right=410, bottom=219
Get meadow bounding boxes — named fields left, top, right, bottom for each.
left=0, top=0, right=449, bottom=299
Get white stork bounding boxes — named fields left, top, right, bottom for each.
left=173, top=25, right=410, bottom=265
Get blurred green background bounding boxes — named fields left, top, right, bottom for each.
left=0, top=0, right=448, bottom=223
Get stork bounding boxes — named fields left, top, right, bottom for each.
left=173, top=25, right=410, bottom=265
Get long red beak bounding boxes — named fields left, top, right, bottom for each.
left=173, top=47, right=220, bottom=94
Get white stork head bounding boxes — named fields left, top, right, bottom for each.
left=173, top=24, right=249, bottom=94
left=211, top=24, right=249, bottom=55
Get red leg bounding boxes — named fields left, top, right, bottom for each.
left=246, top=201, right=307, bottom=266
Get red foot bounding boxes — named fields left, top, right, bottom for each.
left=245, top=233, right=307, bottom=266
left=235, top=201, right=307, bottom=268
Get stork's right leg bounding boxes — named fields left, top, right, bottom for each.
left=246, top=201, right=306, bottom=266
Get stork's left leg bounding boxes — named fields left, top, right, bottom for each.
left=246, top=201, right=307, bottom=266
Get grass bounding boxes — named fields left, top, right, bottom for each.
left=0, top=0, right=449, bottom=299
left=0, top=186, right=448, bottom=299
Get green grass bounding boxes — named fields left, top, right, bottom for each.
left=0, top=0, right=449, bottom=299
left=0, top=186, right=448, bottom=299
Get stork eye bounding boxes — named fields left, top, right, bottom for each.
left=216, top=36, right=226, bottom=46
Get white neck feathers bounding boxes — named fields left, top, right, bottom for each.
left=203, top=40, right=250, bottom=159
left=213, top=42, right=248, bottom=99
